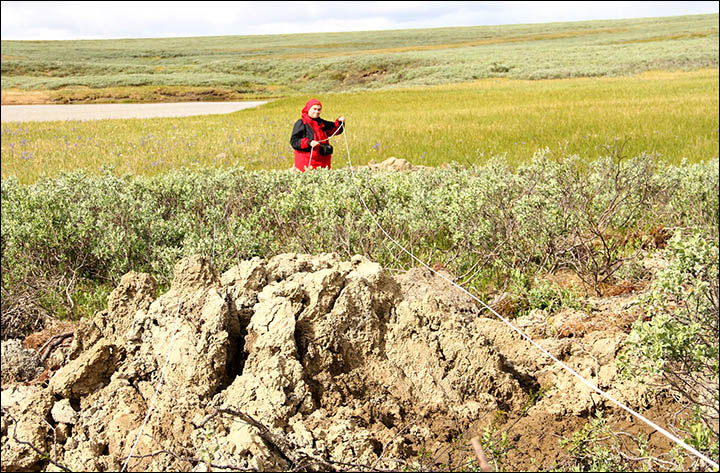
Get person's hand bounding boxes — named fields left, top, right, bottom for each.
left=338, top=116, right=345, bottom=123
left=310, top=140, right=319, bottom=147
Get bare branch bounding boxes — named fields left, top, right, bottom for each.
left=4, top=411, right=72, bottom=472
left=38, top=331, right=74, bottom=363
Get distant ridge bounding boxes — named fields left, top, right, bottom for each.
left=1, top=13, right=717, bottom=104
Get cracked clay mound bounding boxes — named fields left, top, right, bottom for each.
left=1, top=253, right=657, bottom=472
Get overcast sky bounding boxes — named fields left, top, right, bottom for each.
left=1, top=1, right=718, bottom=41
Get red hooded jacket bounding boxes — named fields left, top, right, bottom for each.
left=290, top=99, right=343, bottom=171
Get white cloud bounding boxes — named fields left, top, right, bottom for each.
left=1, top=1, right=717, bottom=40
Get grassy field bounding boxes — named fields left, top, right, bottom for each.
left=1, top=13, right=717, bottom=103
left=2, top=13, right=716, bottom=184
left=2, top=69, right=718, bottom=184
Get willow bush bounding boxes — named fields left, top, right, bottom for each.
left=1, top=154, right=718, bottom=339
left=619, top=231, right=719, bottom=466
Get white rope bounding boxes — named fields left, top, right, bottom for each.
left=121, top=299, right=183, bottom=472
left=336, top=122, right=719, bottom=470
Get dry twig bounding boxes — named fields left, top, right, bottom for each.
left=38, top=331, right=74, bottom=362
left=4, top=410, right=71, bottom=472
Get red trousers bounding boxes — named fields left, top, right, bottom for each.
left=294, top=151, right=331, bottom=171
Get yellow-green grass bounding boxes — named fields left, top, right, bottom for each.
left=2, top=69, right=717, bottom=184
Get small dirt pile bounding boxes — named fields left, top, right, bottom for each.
left=2, top=253, right=658, bottom=472
left=358, top=157, right=432, bottom=172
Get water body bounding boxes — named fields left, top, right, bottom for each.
left=0, top=101, right=269, bottom=123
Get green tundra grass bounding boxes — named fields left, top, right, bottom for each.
left=1, top=13, right=717, bottom=103
left=2, top=69, right=718, bottom=184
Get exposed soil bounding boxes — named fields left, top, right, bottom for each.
left=0, top=253, right=698, bottom=472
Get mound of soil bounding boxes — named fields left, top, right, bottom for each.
left=359, top=157, right=432, bottom=172
left=1, top=253, right=674, bottom=471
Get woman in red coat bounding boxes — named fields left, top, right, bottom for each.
left=290, top=98, right=345, bottom=171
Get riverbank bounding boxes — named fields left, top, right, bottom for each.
left=1, top=100, right=269, bottom=123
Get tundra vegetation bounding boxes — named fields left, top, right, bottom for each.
left=1, top=12, right=718, bottom=472
left=2, top=69, right=718, bottom=183
left=1, top=13, right=718, bottom=102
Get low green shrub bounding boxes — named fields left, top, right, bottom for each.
left=526, top=281, right=583, bottom=314
left=557, top=410, right=630, bottom=472
left=557, top=406, right=718, bottom=471
left=619, top=230, right=719, bottom=467
left=1, top=156, right=718, bottom=339
left=509, top=269, right=583, bottom=316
